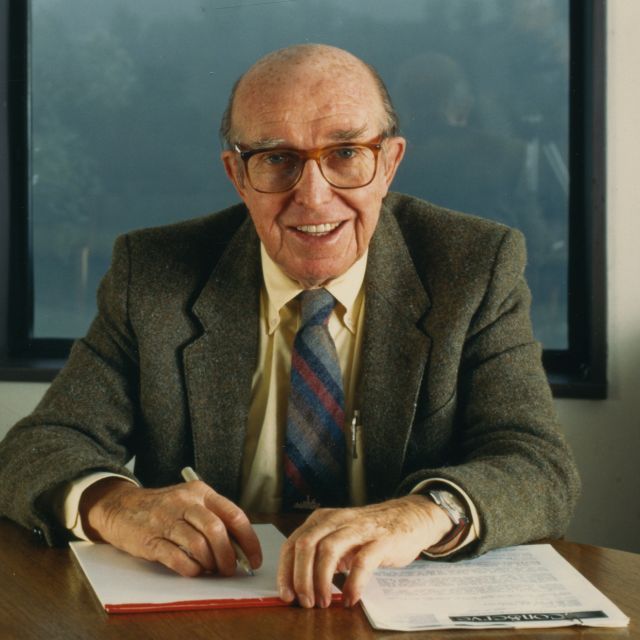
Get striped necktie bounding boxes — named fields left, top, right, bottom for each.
left=283, top=288, right=346, bottom=510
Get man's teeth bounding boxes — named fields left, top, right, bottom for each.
left=296, top=222, right=341, bottom=236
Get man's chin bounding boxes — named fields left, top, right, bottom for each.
left=292, top=273, right=339, bottom=289
left=284, top=261, right=349, bottom=289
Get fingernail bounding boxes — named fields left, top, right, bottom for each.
left=250, top=553, right=262, bottom=568
left=343, top=597, right=351, bottom=608
left=299, top=595, right=312, bottom=609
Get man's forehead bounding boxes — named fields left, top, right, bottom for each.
left=233, top=66, right=384, bottom=143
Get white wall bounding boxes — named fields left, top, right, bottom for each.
left=2, top=1, right=639, bottom=553
left=0, top=383, right=48, bottom=437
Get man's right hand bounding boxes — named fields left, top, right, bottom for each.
left=79, top=477, right=262, bottom=577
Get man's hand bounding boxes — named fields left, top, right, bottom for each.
left=79, top=478, right=262, bottom=577
left=277, top=494, right=453, bottom=608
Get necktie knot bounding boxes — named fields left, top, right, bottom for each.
left=299, top=288, right=336, bottom=327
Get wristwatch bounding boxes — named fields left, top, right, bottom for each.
left=428, top=488, right=470, bottom=546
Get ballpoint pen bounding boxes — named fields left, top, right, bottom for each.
left=180, top=466, right=254, bottom=576
left=351, top=409, right=360, bottom=459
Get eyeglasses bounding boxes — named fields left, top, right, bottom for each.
left=233, top=137, right=385, bottom=193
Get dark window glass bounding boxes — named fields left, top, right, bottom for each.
left=28, top=0, right=569, bottom=345
left=2, top=0, right=606, bottom=396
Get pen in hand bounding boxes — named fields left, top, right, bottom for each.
left=180, top=466, right=254, bottom=576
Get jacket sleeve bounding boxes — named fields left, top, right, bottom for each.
left=0, top=235, right=140, bottom=546
left=398, top=227, right=581, bottom=556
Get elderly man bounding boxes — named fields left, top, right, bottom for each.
left=0, top=44, right=580, bottom=609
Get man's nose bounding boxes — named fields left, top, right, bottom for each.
left=292, top=159, right=333, bottom=207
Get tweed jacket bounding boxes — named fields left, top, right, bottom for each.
left=0, top=192, right=580, bottom=551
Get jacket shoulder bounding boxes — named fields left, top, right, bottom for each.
left=382, top=192, right=526, bottom=288
left=124, top=203, right=249, bottom=263
left=99, top=203, right=254, bottom=325
left=117, top=203, right=252, bottom=289
left=385, top=192, right=517, bottom=247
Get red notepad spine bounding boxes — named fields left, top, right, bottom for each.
left=105, top=592, right=342, bottom=614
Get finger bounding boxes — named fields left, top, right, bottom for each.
left=179, top=544, right=218, bottom=574
left=341, top=540, right=385, bottom=607
left=167, top=516, right=216, bottom=571
left=278, top=516, right=319, bottom=606
left=175, top=481, right=237, bottom=574
left=277, top=537, right=296, bottom=604
left=314, top=526, right=362, bottom=608
left=195, top=514, right=239, bottom=576
left=143, top=537, right=204, bottom=577
left=292, top=529, right=319, bottom=608
left=188, top=498, right=251, bottom=577
left=283, top=509, right=354, bottom=608
left=203, top=491, right=262, bottom=570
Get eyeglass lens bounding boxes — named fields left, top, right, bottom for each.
left=247, top=146, right=377, bottom=192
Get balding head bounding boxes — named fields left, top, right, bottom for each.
left=219, top=44, right=406, bottom=288
left=219, top=44, right=399, bottom=148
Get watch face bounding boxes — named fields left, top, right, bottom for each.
left=431, top=489, right=466, bottom=522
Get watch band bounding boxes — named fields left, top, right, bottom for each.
left=428, top=488, right=471, bottom=548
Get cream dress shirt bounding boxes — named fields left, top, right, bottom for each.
left=239, top=245, right=369, bottom=513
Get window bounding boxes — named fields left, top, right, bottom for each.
left=1, top=0, right=606, bottom=396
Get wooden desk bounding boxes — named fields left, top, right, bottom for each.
left=1, top=516, right=636, bottom=640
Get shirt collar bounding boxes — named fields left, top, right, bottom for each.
left=260, top=244, right=367, bottom=335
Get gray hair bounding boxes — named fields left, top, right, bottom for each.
left=219, top=45, right=400, bottom=148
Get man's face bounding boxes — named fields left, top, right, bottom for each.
left=222, top=57, right=405, bottom=288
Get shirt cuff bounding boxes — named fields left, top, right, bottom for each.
left=61, top=472, right=139, bottom=541
left=410, top=477, right=480, bottom=558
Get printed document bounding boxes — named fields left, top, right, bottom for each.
left=360, top=544, right=629, bottom=631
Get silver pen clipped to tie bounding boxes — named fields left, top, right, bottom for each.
left=350, top=409, right=361, bottom=459
left=180, top=466, right=254, bottom=576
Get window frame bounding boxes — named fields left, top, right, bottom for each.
left=0, top=0, right=607, bottom=397
left=542, top=0, right=607, bottom=398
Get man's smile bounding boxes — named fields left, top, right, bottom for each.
left=294, top=221, right=343, bottom=236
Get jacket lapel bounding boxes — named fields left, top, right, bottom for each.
left=182, top=217, right=261, bottom=499
left=360, top=206, right=432, bottom=501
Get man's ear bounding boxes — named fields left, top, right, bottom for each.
left=381, top=136, right=406, bottom=188
left=221, top=150, right=248, bottom=200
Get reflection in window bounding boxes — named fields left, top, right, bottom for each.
left=31, top=0, right=568, bottom=348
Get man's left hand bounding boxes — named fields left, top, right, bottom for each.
left=277, top=494, right=452, bottom=608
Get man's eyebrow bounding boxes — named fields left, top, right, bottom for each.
left=243, top=137, right=286, bottom=150
left=241, top=126, right=369, bottom=149
left=329, top=126, right=369, bottom=141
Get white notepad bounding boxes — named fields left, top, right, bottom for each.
left=70, top=523, right=341, bottom=613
